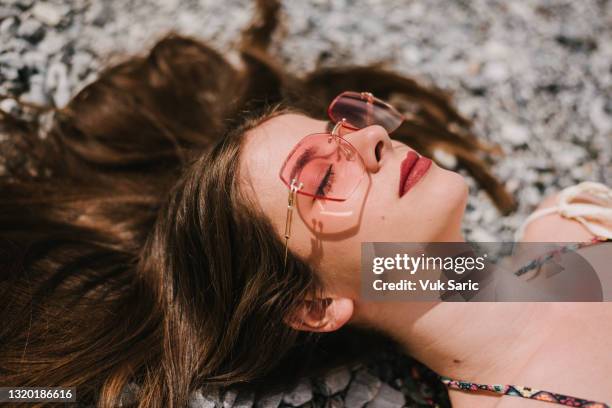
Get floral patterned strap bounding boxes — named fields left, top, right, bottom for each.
left=440, top=375, right=610, bottom=408
left=514, top=236, right=611, bottom=277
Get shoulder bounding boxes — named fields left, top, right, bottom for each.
left=519, top=192, right=594, bottom=242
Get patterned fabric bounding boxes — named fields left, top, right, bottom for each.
left=514, top=236, right=611, bottom=277
left=439, top=375, right=610, bottom=408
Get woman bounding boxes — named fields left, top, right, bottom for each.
left=1, top=1, right=610, bottom=407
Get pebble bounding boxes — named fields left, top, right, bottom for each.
left=520, top=185, right=544, bottom=208
left=364, top=383, right=405, bottom=408
left=555, top=148, right=584, bottom=170
left=468, top=228, right=498, bottom=242
left=432, top=147, right=458, bottom=170
left=0, top=6, right=18, bottom=20
left=0, top=51, right=23, bottom=69
left=505, top=178, right=521, bottom=194
left=189, top=389, right=217, bottom=408
left=282, top=378, right=313, bottom=407
left=344, top=370, right=381, bottom=407
left=482, top=61, right=509, bottom=83
left=31, top=2, right=68, bottom=26
left=0, top=98, right=19, bottom=114
left=3, top=37, right=29, bottom=53
left=500, top=120, right=530, bottom=146
left=22, top=50, right=47, bottom=69
left=222, top=389, right=238, bottom=408
left=0, top=16, right=19, bottom=35
left=19, top=73, right=48, bottom=105
left=589, top=96, right=612, bottom=134
left=323, top=395, right=344, bottom=408
left=16, top=18, right=45, bottom=42
left=2, top=0, right=34, bottom=8
left=85, top=2, right=114, bottom=27
left=234, top=390, right=255, bottom=408
left=38, top=31, right=66, bottom=55
left=70, top=51, right=93, bottom=80
left=316, top=367, right=351, bottom=396
left=45, top=61, right=71, bottom=107
left=1, top=67, right=19, bottom=81
left=255, top=391, right=283, bottom=408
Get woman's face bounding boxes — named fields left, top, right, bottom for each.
left=240, top=112, right=468, bottom=297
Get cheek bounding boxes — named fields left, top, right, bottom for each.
left=295, top=174, right=371, bottom=236
left=291, top=182, right=372, bottom=294
left=408, top=169, right=468, bottom=239
left=365, top=168, right=467, bottom=241
left=425, top=169, right=468, bottom=211
left=289, top=169, right=468, bottom=294
left=304, top=199, right=358, bottom=234
left=317, top=240, right=363, bottom=295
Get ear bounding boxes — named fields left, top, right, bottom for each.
left=284, top=297, right=354, bottom=332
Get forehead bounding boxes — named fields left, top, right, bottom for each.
left=240, top=112, right=328, bottom=208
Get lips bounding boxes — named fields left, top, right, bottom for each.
left=399, top=151, right=432, bottom=198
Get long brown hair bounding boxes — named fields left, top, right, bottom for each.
left=0, top=1, right=515, bottom=406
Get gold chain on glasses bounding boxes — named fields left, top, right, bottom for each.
left=283, top=178, right=303, bottom=268
left=282, top=92, right=374, bottom=268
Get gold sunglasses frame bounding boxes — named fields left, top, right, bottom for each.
left=281, top=91, right=402, bottom=269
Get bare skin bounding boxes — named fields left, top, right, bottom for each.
left=240, top=112, right=612, bottom=407
left=444, top=198, right=612, bottom=408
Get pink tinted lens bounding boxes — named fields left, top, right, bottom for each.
left=328, top=91, right=403, bottom=133
left=279, top=133, right=366, bottom=201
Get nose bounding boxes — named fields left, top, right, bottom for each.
left=343, top=125, right=394, bottom=173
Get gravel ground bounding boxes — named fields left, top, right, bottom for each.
left=1, top=0, right=611, bottom=407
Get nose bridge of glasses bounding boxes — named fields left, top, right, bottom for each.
left=361, top=91, right=374, bottom=102
left=330, top=124, right=389, bottom=166
left=331, top=134, right=358, bottom=162
left=326, top=119, right=356, bottom=161
left=331, top=118, right=352, bottom=136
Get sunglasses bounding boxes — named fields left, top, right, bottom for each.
left=279, top=91, right=405, bottom=266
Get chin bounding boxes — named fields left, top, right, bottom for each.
left=450, top=170, right=469, bottom=207
left=444, top=170, right=469, bottom=216
left=385, top=166, right=468, bottom=242
left=428, top=166, right=468, bottom=211
left=425, top=168, right=468, bottom=240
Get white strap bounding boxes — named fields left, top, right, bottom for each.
left=514, top=181, right=612, bottom=241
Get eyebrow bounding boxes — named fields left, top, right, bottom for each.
left=287, top=118, right=333, bottom=180
left=289, top=146, right=317, bottom=181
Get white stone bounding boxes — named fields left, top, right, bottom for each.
left=189, top=389, right=216, bottom=408
left=432, top=147, right=458, bottom=169
left=501, top=121, right=530, bottom=146
left=31, top=2, right=68, bottom=26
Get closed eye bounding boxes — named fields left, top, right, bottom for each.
left=315, top=164, right=335, bottom=198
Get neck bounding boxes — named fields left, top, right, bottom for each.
left=387, top=302, right=558, bottom=379
left=353, top=228, right=561, bottom=404
left=356, top=301, right=560, bottom=405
